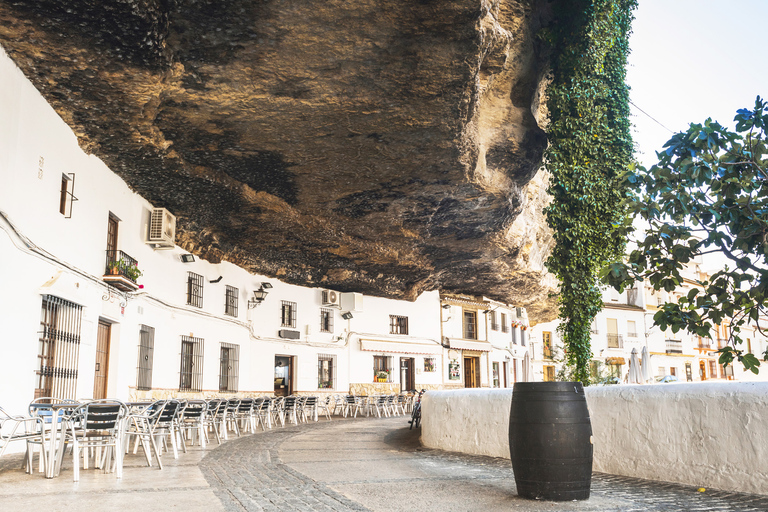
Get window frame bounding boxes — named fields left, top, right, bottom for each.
left=542, top=331, right=553, bottom=359
left=59, top=173, right=77, bottom=218
left=501, top=313, right=508, bottom=333
left=320, top=308, right=334, bottom=333
left=136, top=324, right=155, bottom=391
left=179, top=335, right=204, bottom=392
left=463, top=310, right=478, bottom=340
left=318, top=354, right=336, bottom=389
left=489, top=311, right=499, bottom=331
left=219, top=342, right=240, bottom=392
left=225, top=285, right=238, bottom=317
left=281, top=301, right=297, bottom=328
left=186, top=272, right=204, bottom=308
left=389, top=315, right=408, bottom=335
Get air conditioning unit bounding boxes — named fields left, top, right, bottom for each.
left=341, top=292, right=363, bottom=312
left=279, top=329, right=301, bottom=340
left=147, top=208, right=176, bottom=249
left=322, top=289, right=341, bottom=307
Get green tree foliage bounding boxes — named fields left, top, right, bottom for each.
left=604, top=98, right=768, bottom=374
left=545, top=0, right=636, bottom=384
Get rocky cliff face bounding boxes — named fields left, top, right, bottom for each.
left=0, top=0, right=557, bottom=322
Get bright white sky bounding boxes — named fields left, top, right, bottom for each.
left=627, top=0, right=768, bottom=167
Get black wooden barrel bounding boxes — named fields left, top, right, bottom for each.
left=509, top=381, right=593, bottom=501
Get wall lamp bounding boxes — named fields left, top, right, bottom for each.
left=248, top=286, right=270, bottom=309
left=341, top=311, right=353, bottom=320
left=180, top=254, right=195, bottom=263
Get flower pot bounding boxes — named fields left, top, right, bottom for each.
left=509, top=381, right=593, bottom=501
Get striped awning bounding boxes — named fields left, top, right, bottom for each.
left=359, top=339, right=443, bottom=356
left=448, top=339, right=493, bottom=352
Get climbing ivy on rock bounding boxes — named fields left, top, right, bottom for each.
left=544, top=0, right=636, bottom=384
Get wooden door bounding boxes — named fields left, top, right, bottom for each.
left=400, top=357, right=414, bottom=392
left=93, top=320, right=111, bottom=399
left=463, top=356, right=479, bottom=388
left=274, top=356, right=292, bottom=397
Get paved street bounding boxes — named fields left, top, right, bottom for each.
left=1, top=416, right=767, bottom=511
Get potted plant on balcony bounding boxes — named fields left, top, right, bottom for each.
left=124, top=264, right=142, bottom=282
left=376, top=371, right=388, bottom=383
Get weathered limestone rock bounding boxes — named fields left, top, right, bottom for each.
left=0, top=0, right=557, bottom=322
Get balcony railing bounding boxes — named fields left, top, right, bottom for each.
left=607, top=333, right=623, bottom=348
left=666, top=339, right=683, bottom=354
left=104, top=250, right=141, bottom=291
left=697, top=339, right=713, bottom=350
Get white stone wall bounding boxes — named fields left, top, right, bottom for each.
left=422, top=384, right=768, bottom=495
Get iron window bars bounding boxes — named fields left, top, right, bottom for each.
left=187, top=272, right=204, bottom=308
left=136, top=325, right=155, bottom=391
left=281, top=301, right=297, bottom=328
left=36, top=295, right=82, bottom=400
left=389, top=315, right=408, bottom=335
left=320, top=308, right=333, bottom=333
left=179, top=335, right=204, bottom=391
left=225, top=285, right=238, bottom=317
left=219, top=343, right=240, bottom=392
left=318, top=354, right=335, bottom=389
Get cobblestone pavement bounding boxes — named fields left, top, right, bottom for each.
left=200, top=417, right=768, bottom=512
left=2, top=415, right=768, bottom=512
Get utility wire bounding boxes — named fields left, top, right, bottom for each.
left=629, top=99, right=675, bottom=134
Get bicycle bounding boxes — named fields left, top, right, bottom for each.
left=408, top=389, right=426, bottom=430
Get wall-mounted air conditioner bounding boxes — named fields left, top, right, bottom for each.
left=341, top=292, right=363, bottom=312
left=322, top=289, right=341, bottom=308
left=147, top=208, right=176, bottom=249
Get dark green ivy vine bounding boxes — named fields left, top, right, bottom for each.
left=544, top=0, right=636, bottom=384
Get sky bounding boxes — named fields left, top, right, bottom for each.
left=627, top=0, right=768, bottom=167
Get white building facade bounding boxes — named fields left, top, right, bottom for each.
left=0, top=46, right=533, bottom=418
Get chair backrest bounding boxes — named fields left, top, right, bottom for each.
left=304, top=397, right=317, bottom=407
left=81, top=401, right=126, bottom=432
left=238, top=398, right=254, bottom=412
left=152, top=400, right=180, bottom=426
left=283, top=396, right=297, bottom=408
left=225, top=399, right=240, bottom=413
left=345, top=395, right=356, bottom=404
left=182, top=400, right=207, bottom=419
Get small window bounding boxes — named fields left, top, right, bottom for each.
left=501, top=313, right=508, bottom=333
left=136, top=325, right=155, bottom=391
left=373, top=355, right=392, bottom=382
left=543, top=365, right=555, bottom=382
left=389, top=315, right=408, bottom=335
left=521, top=329, right=526, bottom=346
left=219, top=342, right=239, bottom=392
left=511, top=326, right=517, bottom=344
left=318, top=354, right=335, bottom=389
left=179, top=335, right=204, bottom=392
left=281, top=301, right=297, bottom=328
left=463, top=310, right=477, bottom=339
left=627, top=320, right=637, bottom=338
left=424, top=357, right=436, bottom=372
left=489, top=311, right=499, bottom=331
left=492, top=362, right=500, bottom=387
left=225, top=286, right=238, bottom=317
left=320, top=308, right=333, bottom=333
left=187, top=272, right=204, bottom=308
left=542, top=331, right=553, bottom=359
left=59, top=173, right=78, bottom=218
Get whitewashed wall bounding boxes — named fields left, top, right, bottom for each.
left=422, top=384, right=768, bottom=495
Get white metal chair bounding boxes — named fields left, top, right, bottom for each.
left=0, top=406, right=46, bottom=473
left=70, top=400, right=128, bottom=481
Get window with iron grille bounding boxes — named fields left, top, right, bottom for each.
left=320, top=308, right=333, bottom=333
left=36, top=295, right=82, bottom=400
left=58, top=173, right=77, bottom=218
left=225, top=285, right=238, bottom=317
left=281, top=301, right=297, bottom=327
left=186, top=272, right=204, bottom=308
left=219, top=342, right=239, bottom=392
left=511, top=326, right=517, bottom=344
left=489, top=311, right=499, bottom=331
left=501, top=313, right=509, bottom=333
left=389, top=315, right=408, bottom=335
left=136, top=325, right=155, bottom=391
left=179, top=335, right=204, bottom=391
left=373, top=355, right=393, bottom=382
left=463, top=310, right=477, bottom=339
left=318, top=354, right=336, bottom=389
